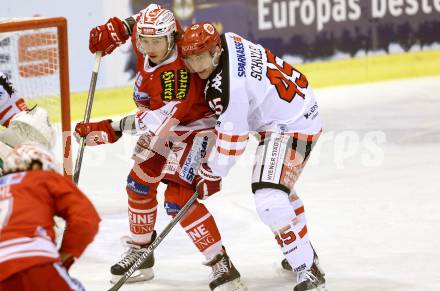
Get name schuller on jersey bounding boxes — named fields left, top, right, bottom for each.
left=228, top=33, right=265, bottom=81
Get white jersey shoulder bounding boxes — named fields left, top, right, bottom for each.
left=205, top=32, right=321, bottom=136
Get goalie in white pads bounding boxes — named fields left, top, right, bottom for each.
left=179, top=23, right=327, bottom=291
left=0, top=72, right=55, bottom=173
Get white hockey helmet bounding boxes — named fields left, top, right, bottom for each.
left=136, top=4, right=177, bottom=52
left=137, top=4, right=176, bottom=38
left=8, top=106, right=56, bottom=149
left=2, top=143, right=59, bottom=174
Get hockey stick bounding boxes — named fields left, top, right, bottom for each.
left=108, top=191, right=199, bottom=291
left=73, top=51, right=102, bottom=184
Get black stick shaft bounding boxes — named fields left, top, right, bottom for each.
left=73, top=51, right=102, bottom=184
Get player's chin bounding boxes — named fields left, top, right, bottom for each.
left=150, top=56, right=161, bottom=63
left=196, top=69, right=210, bottom=79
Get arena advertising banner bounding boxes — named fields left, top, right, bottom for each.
left=2, top=1, right=439, bottom=91
left=115, top=0, right=440, bottom=79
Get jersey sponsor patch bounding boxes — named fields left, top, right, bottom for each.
left=211, top=71, right=222, bottom=93
left=163, top=201, right=180, bottom=215
left=126, top=175, right=150, bottom=195
left=229, top=35, right=246, bottom=77
left=176, top=69, right=190, bottom=100
left=161, top=70, right=175, bottom=101
left=160, top=69, right=190, bottom=101
left=179, top=135, right=209, bottom=183
left=303, top=101, right=319, bottom=120
left=262, top=135, right=288, bottom=183
left=133, top=86, right=151, bottom=102
left=186, top=222, right=217, bottom=252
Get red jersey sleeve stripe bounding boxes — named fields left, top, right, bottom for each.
left=298, top=225, right=308, bottom=239
left=294, top=206, right=305, bottom=216
left=216, top=146, right=246, bottom=156
left=215, top=131, right=249, bottom=142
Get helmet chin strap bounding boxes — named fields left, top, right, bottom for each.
left=211, top=48, right=223, bottom=68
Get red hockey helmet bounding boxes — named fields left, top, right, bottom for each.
left=179, top=22, right=221, bottom=57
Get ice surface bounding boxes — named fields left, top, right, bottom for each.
left=69, top=76, right=440, bottom=291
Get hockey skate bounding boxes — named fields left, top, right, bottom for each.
left=204, top=248, right=247, bottom=291
left=281, top=258, right=294, bottom=271
left=282, top=248, right=325, bottom=277
left=110, top=231, right=156, bottom=284
left=293, top=261, right=326, bottom=291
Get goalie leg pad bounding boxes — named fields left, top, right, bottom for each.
left=251, top=132, right=320, bottom=194
left=0, top=127, right=27, bottom=149
left=8, top=107, right=56, bottom=149
left=164, top=182, right=223, bottom=260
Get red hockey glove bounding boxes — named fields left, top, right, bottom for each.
left=74, top=120, right=121, bottom=145
left=195, top=163, right=221, bottom=200
left=89, top=17, right=129, bottom=56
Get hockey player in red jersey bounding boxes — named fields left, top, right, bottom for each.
left=0, top=143, right=100, bottom=291
left=75, top=4, right=245, bottom=291
left=180, top=23, right=327, bottom=291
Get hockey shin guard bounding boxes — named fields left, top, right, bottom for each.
left=126, top=171, right=159, bottom=244
left=255, top=188, right=314, bottom=272
left=164, top=183, right=223, bottom=260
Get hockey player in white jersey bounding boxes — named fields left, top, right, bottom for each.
left=180, top=23, right=327, bottom=291
left=0, top=72, right=55, bottom=173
